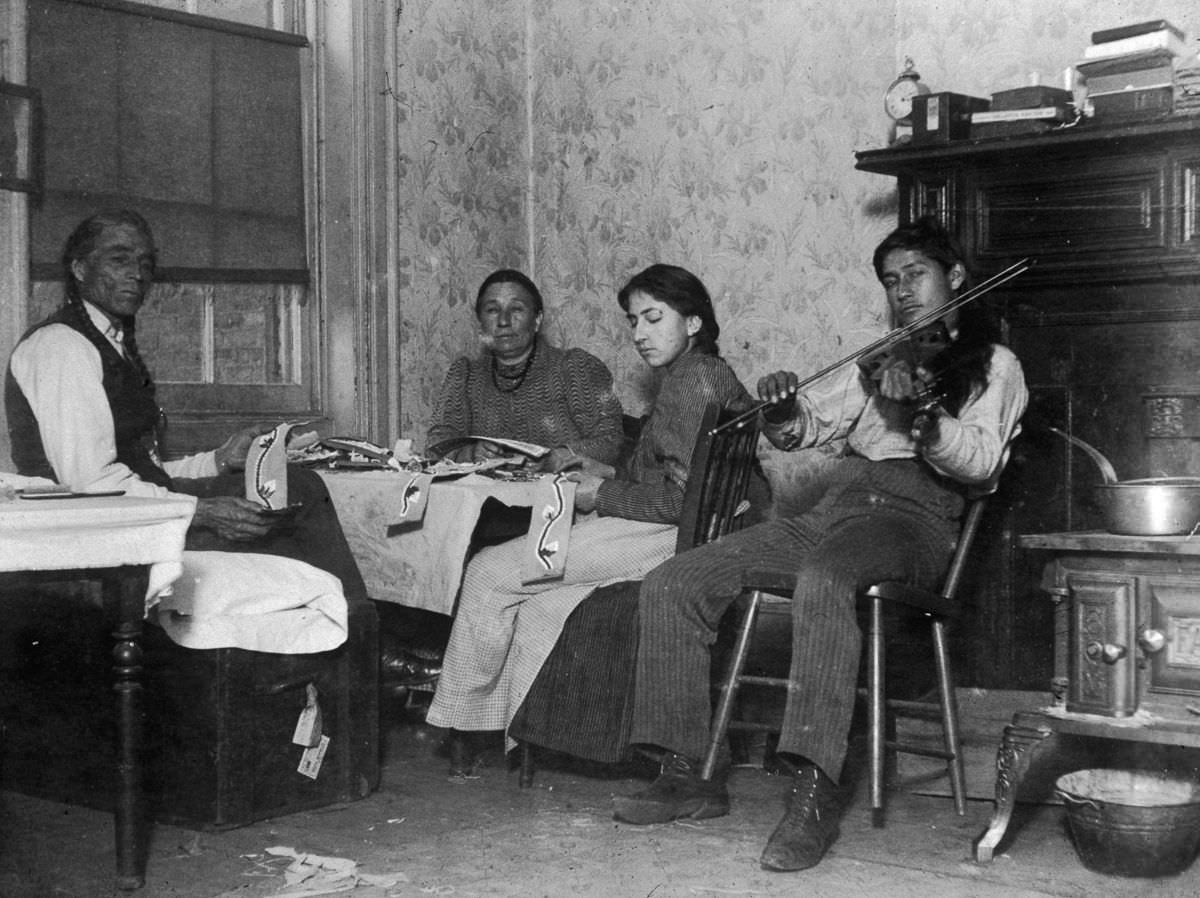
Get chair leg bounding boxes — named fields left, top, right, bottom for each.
left=931, top=619, right=966, bottom=815
left=519, top=742, right=534, bottom=789
left=868, top=597, right=886, bottom=828
left=701, top=589, right=763, bottom=781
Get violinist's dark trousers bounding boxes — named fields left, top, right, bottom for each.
left=175, top=465, right=368, bottom=602
left=629, top=458, right=963, bottom=782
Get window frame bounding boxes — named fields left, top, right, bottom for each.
left=25, top=0, right=322, bottom=431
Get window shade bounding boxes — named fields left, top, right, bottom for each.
left=28, top=0, right=308, bottom=281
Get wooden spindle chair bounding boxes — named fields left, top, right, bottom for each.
left=701, top=494, right=991, bottom=826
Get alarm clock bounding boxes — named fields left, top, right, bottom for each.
left=884, top=58, right=931, bottom=145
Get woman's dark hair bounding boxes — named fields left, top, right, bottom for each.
left=617, top=264, right=720, bottom=356
left=872, top=216, right=969, bottom=286
left=62, top=209, right=157, bottom=305
left=872, top=216, right=1002, bottom=416
left=475, top=269, right=544, bottom=318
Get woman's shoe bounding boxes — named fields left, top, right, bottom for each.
left=612, top=752, right=729, bottom=824
left=447, top=729, right=480, bottom=779
left=380, top=636, right=442, bottom=687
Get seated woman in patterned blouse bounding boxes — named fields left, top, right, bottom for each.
left=425, top=269, right=625, bottom=474
left=426, top=264, right=754, bottom=776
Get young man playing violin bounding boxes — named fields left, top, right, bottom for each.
left=615, top=217, right=1028, bottom=873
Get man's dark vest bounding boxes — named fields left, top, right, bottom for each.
left=5, top=303, right=172, bottom=488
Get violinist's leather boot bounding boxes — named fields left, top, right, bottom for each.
left=612, top=752, right=729, bottom=824
left=759, top=763, right=841, bottom=872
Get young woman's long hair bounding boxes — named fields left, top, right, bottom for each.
left=617, top=263, right=721, bottom=356
left=872, top=217, right=1001, bottom=416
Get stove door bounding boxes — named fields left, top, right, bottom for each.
left=1065, top=571, right=1139, bottom=717
left=1144, top=575, right=1200, bottom=699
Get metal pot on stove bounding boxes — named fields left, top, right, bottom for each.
left=1095, top=477, right=1200, bottom=536
left=1050, top=428, right=1200, bottom=536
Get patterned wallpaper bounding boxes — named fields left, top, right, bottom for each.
left=393, top=0, right=1200, bottom=503
left=16, top=0, right=1196, bottom=500
left=394, top=0, right=897, bottom=501
left=393, top=0, right=538, bottom=436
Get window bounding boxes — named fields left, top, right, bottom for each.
left=27, top=0, right=314, bottom=420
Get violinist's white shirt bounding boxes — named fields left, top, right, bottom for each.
left=762, top=345, right=1028, bottom=493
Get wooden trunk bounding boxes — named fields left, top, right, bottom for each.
left=0, top=585, right=380, bottom=829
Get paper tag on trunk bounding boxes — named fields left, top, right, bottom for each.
left=297, top=734, right=330, bottom=780
left=245, top=422, right=296, bottom=509
left=520, top=474, right=576, bottom=584
left=292, top=683, right=323, bottom=747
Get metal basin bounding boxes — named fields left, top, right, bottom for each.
left=1056, top=769, right=1200, bottom=877
left=1095, top=477, right=1200, bottom=536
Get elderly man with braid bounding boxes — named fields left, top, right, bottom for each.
left=5, top=209, right=366, bottom=599
left=425, top=269, right=625, bottom=475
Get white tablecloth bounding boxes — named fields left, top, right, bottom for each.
left=319, top=470, right=555, bottom=615
left=0, top=488, right=350, bottom=652
left=0, top=493, right=195, bottom=601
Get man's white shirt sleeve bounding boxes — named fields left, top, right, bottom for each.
left=9, top=324, right=216, bottom=495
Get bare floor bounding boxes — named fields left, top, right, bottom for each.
left=2, top=707, right=1198, bottom=898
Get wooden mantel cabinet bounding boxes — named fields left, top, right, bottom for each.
left=855, top=116, right=1200, bottom=690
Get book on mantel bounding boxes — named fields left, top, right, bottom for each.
left=1076, top=48, right=1180, bottom=80
left=1083, top=26, right=1190, bottom=61
left=988, top=85, right=1073, bottom=111
left=971, top=106, right=1072, bottom=124
left=1091, top=19, right=1184, bottom=46
left=970, top=83, right=1076, bottom=139
left=1089, top=86, right=1174, bottom=118
left=970, top=106, right=1072, bottom=140
left=1075, top=42, right=1188, bottom=122
left=1085, top=63, right=1176, bottom=96
left=1178, top=62, right=1200, bottom=113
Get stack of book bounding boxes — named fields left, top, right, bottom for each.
left=1077, top=19, right=1195, bottom=119
left=1178, top=62, right=1200, bottom=115
left=969, top=85, right=1074, bottom=140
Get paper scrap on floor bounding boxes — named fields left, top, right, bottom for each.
left=262, top=845, right=407, bottom=897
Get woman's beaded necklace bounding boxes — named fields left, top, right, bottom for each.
left=491, top=339, right=538, bottom=393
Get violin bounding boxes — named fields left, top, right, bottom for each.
left=856, top=319, right=951, bottom=384
left=711, top=258, right=1030, bottom=435
left=857, top=318, right=954, bottom=434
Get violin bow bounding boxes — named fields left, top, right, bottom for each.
left=712, top=257, right=1031, bottom=435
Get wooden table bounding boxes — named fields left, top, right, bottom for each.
left=975, top=531, right=1200, bottom=863
left=319, top=469, right=572, bottom=615
left=0, top=494, right=193, bottom=890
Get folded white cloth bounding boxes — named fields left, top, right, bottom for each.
left=0, top=472, right=56, bottom=495
left=153, top=551, right=348, bottom=654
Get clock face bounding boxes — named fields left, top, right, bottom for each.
left=885, top=77, right=923, bottom=121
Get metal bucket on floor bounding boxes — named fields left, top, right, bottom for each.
left=1055, top=769, right=1200, bottom=878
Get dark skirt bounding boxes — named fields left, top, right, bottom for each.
left=508, top=579, right=640, bottom=763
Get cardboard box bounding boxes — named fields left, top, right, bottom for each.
left=911, top=92, right=990, bottom=144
